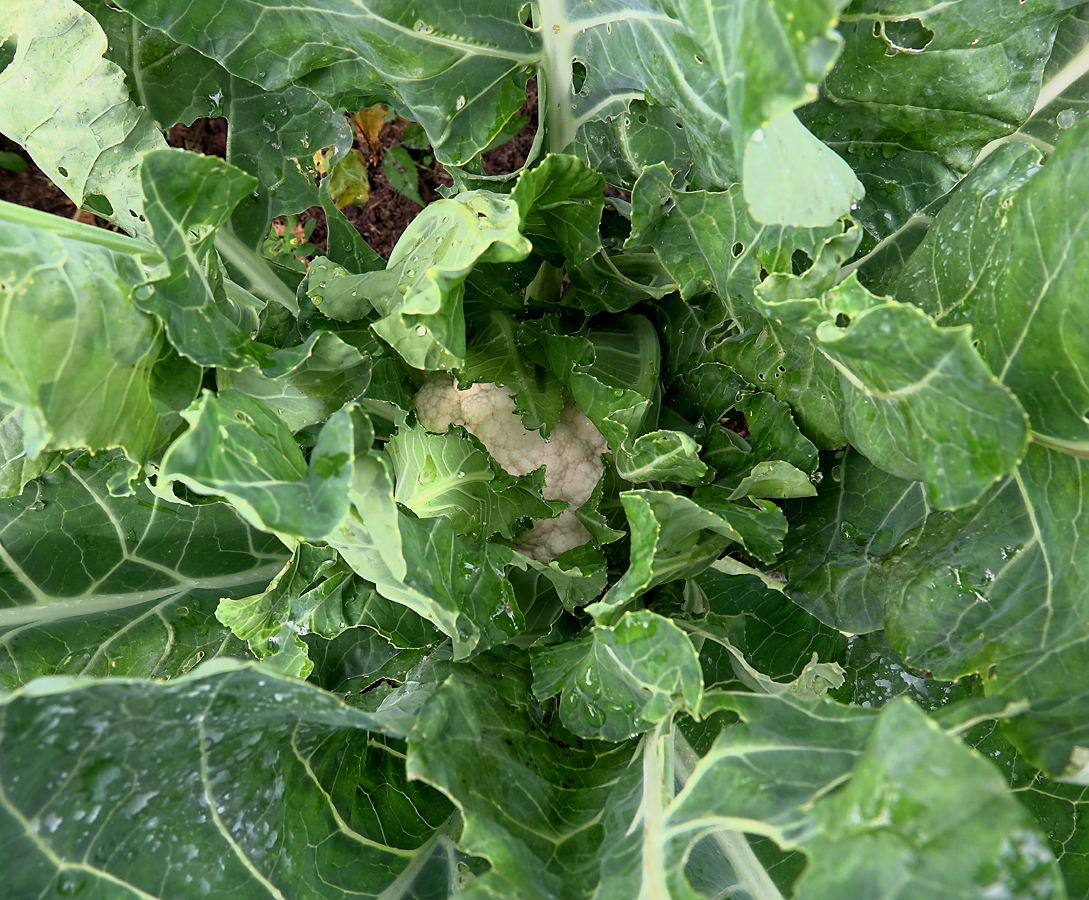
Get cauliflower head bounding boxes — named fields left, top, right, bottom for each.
left=415, top=375, right=607, bottom=560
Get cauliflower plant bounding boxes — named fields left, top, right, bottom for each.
left=415, top=375, right=607, bottom=560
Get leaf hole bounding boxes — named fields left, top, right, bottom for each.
left=731, top=241, right=744, bottom=257
left=571, top=60, right=587, bottom=94
left=834, top=313, right=851, bottom=328
left=57, top=166, right=69, bottom=178
left=638, top=114, right=648, bottom=124
left=0, top=38, right=15, bottom=75
left=878, top=18, right=935, bottom=54
left=83, top=194, right=114, bottom=217
left=791, top=249, right=813, bottom=275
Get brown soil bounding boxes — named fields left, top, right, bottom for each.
left=482, top=78, right=539, bottom=176
left=1, top=81, right=546, bottom=262
left=0, top=134, right=84, bottom=220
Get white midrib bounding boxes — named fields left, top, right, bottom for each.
left=672, top=731, right=786, bottom=900
left=0, top=562, right=285, bottom=627
left=537, top=0, right=577, bottom=152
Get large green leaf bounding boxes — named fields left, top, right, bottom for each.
left=159, top=391, right=356, bottom=542
left=408, top=655, right=638, bottom=900
left=0, top=453, right=286, bottom=689
left=595, top=693, right=1065, bottom=900
left=792, top=698, right=1066, bottom=899
left=802, top=0, right=1072, bottom=175
left=783, top=445, right=1089, bottom=784
left=109, top=0, right=858, bottom=222
left=79, top=0, right=355, bottom=247
left=111, top=0, right=538, bottom=168
left=0, top=202, right=191, bottom=466
left=890, top=127, right=1089, bottom=454
left=759, top=273, right=1028, bottom=509
left=0, top=663, right=466, bottom=898
left=532, top=610, right=703, bottom=741
left=0, top=0, right=166, bottom=238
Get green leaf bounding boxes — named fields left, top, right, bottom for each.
left=783, top=443, right=1089, bottom=784
left=382, top=145, right=423, bottom=206
left=461, top=310, right=564, bottom=436
left=662, top=694, right=1064, bottom=899
left=587, top=490, right=786, bottom=624
left=0, top=401, right=63, bottom=498
left=0, top=201, right=185, bottom=463
left=795, top=699, right=1065, bottom=899
left=803, top=2, right=1069, bottom=175
left=0, top=452, right=286, bottom=689
left=355, top=191, right=531, bottom=370
left=743, top=110, right=863, bottom=226
left=387, top=421, right=563, bottom=540
left=0, top=0, right=166, bottom=238
left=759, top=273, right=1029, bottom=509
left=0, top=663, right=467, bottom=898
left=112, top=0, right=536, bottom=168
left=780, top=448, right=928, bottom=635
left=729, top=460, right=818, bottom=501
left=331, top=507, right=527, bottom=661
left=217, top=331, right=372, bottom=433
left=695, top=568, right=848, bottom=693
left=532, top=611, right=703, bottom=741
left=891, top=127, right=1089, bottom=454
left=510, top=154, right=605, bottom=266
left=968, top=718, right=1089, bottom=898
left=408, top=655, right=639, bottom=899
left=82, top=1, right=355, bottom=246
left=575, top=99, right=698, bottom=192
left=0, top=151, right=28, bottom=174
left=139, top=148, right=272, bottom=370
left=1019, top=7, right=1089, bottom=150
left=159, top=391, right=355, bottom=542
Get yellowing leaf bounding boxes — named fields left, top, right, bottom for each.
left=324, top=148, right=371, bottom=209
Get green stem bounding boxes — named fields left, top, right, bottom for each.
left=536, top=0, right=577, bottom=153
left=1031, top=431, right=1089, bottom=459
left=0, top=199, right=161, bottom=259
left=673, top=731, right=786, bottom=900
left=214, top=229, right=299, bottom=315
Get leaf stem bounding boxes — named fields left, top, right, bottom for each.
left=214, top=229, right=300, bottom=315
left=0, top=199, right=161, bottom=259
left=1030, top=431, right=1089, bottom=459
left=673, top=731, right=786, bottom=900
left=1033, top=40, right=1089, bottom=114
left=536, top=0, right=577, bottom=152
